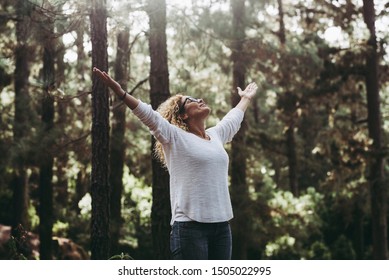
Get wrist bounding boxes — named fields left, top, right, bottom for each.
left=120, top=90, right=127, bottom=101
left=241, top=95, right=252, bottom=101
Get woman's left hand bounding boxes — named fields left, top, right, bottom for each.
left=237, top=82, right=258, bottom=100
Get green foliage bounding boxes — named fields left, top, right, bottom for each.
left=3, top=225, right=33, bottom=260
left=27, top=203, right=39, bottom=230
left=307, top=241, right=332, bottom=260
left=120, top=172, right=153, bottom=259
left=3, top=237, right=28, bottom=260
left=262, top=187, right=326, bottom=260
left=52, top=220, right=69, bottom=237
left=331, top=235, right=356, bottom=260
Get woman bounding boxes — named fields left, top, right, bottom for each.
left=93, top=67, right=258, bottom=259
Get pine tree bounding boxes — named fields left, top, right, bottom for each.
left=90, top=0, right=110, bottom=260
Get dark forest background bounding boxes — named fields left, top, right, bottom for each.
left=0, top=0, right=388, bottom=260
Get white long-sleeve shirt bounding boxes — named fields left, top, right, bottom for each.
left=132, top=101, right=244, bottom=224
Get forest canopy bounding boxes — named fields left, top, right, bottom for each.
left=0, top=0, right=388, bottom=260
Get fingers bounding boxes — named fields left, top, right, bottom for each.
left=249, top=83, right=258, bottom=94
left=243, top=82, right=258, bottom=93
left=93, top=67, right=105, bottom=79
left=93, top=67, right=123, bottom=94
left=93, top=67, right=111, bottom=83
left=237, top=82, right=258, bottom=98
left=248, top=82, right=258, bottom=90
left=93, top=67, right=109, bottom=77
left=93, top=67, right=105, bottom=76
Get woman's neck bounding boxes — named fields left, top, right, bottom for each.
left=187, top=120, right=208, bottom=139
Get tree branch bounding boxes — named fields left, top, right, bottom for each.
left=113, top=77, right=149, bottom=110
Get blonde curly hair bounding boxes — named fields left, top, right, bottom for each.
left=154, top=94, right=188, bottom=166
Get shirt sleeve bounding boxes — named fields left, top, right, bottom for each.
left=211, top=107, right=245, bottom=144
left=132, top=101, right=176, bottom=145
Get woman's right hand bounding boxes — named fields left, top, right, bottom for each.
left=93, top=67, right=123, bottom=95
left=93, top=67, right=140, bottom=109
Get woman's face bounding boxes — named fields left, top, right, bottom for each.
left=179, top=96, right=211, bottom=120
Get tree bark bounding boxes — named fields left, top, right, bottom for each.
left=277, top=0, right=299, bottom=196
left=277, top=0, right=286, bottom=45
left=147, top=0, right=171, bottom=260
left=90, top=0, right=110, bottom=260
left=230, top=0, right=249, bottom=260
left=55, top=10, right=69, bottom=207
left=286, top=124, right=298, bottom=196
left=11, top=0, right=32, bottom=231
left=38, top=9, right=55, bottom=260
left=75, top=9, right=87, bottom=82
left=362, top=0, right=387, bottom=260
left=109, top=27, right=129, bottom=256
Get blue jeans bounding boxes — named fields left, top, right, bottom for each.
left=170, top=221, right=232, bottom=260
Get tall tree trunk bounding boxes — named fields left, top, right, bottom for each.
left=90, top=0, right=110, bottom=260
left=362, top=0, right=387, bottom=260
left=353, top=199, right=365, bottom=259
left=55, top=10, right=69, bottom=207
left=75, top=9, right=87, bottom=82
left=11, top=0, right=32, bottom=231
left=73, top=16, right=88, bottom=212
left=147, top=0, right=171, bottom=260
left=230, top=0, right=249, bottom=260
left=286, top=123, right=298, bottom=196
left=277, top=0, right=286, bottom=45
left=109, top=27, right=129, bottom=256
left=277, top=0, right=298, bottom=196
left=38, top=7, right=56, bottom=259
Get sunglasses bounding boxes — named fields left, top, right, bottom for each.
left=179, top=97, right=201, bottom=113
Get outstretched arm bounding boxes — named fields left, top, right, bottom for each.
left=235, top=82, right=258, bottom=112
left=93, top=67, right=139, bottom=110
left=212, top=82, right=258, bottom=143
left=93, top=67, right=177, bottom=145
